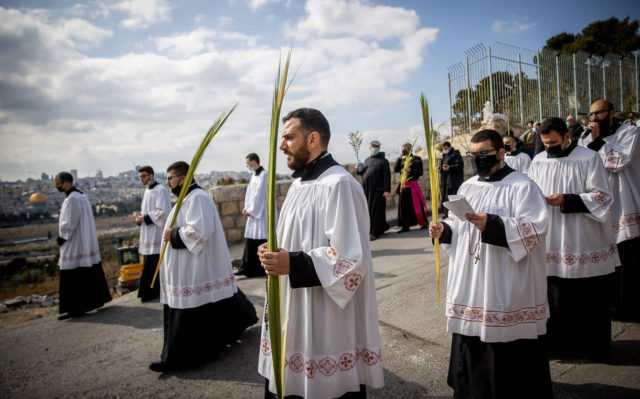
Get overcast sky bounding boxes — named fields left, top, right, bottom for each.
left=1, top=0, right=638, bottom=181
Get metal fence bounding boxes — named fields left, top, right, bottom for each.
left=447, top=42, right=640, bottom=135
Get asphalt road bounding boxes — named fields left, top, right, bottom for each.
left=1, top=225, right=639, bottom=398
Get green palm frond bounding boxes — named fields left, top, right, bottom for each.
left=151, top=104, right=238, bottom=288
left=267, top=48, right=294, bottom=399
left=421, top=93, right=441, bottom=306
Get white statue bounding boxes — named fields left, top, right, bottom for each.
left=482, top=101, right=493, bottom=124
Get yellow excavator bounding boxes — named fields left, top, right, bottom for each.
left=117, top=241, right=143, bottom=290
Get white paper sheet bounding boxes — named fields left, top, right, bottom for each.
left=443, top=195, right=476, bottom=221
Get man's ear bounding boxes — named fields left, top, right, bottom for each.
left=307, top=131, right=321, bottom=149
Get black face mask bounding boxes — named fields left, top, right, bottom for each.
left=546, top=143, right=564, bottom=157
left=471, top=155, right=498, bottom=177
left=402, top=150, right=408, bottom=156
left=504, top=144, right=512, bottom=152
left=171, top=184, right=183, bottom=196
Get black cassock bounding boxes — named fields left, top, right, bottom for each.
left=138, top=254, right=160, bottom=302
left=357, top=152, right=391, bottom=236
left=393, top=155, right=428, bottom=230
left=439, top=148, right=464, bottom=216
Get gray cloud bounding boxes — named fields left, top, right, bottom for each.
left=1, top=1, right=437, bottom=180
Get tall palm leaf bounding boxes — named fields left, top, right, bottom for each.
left=151, top=104, right=238, bottom=288
left=267, top=48, right=294, bottom=399
left=420, top=93, right=441, bottom=306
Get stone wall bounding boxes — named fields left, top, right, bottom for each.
left=209, top=180, right=291, bottom=245
left=208, top=158, right=474, bottom=245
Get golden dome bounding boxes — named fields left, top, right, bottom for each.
left=29, top=192, right=47, bottom=203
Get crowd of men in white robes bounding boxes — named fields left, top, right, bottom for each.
left=430, top=98, right=638, bottom=398
left=52, top=99, right=637, bottom=398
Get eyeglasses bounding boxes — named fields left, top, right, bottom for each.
left=466, top=150, right=497, bottom=159
left=166, top=174, right=183, bottom=182
left=588, top=109, right=611, bottom=118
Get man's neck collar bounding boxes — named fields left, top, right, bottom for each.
left=254, top=166, right=264, bottom=176
left=602, top=120, right=622, bottom=139
left=65, top=186, right=83, bottom=196
left=148, top=180, right=158, bottom=189
left=506, top=148, right=522, bottom=156
left=479, top=164, right=514, bottom=182
left=186, top=182, right=201, bottom=194
left=291, top=151, right=338, bottom=181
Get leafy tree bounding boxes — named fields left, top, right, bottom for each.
left=545, top=17, right=640, bottom=56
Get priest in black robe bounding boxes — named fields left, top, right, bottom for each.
left=439, top=141, right=464, bottom=217
left=393, top=143, right=429, bottom=233
left=356, top=140, right=390, bottom=240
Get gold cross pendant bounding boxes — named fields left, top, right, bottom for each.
left=474, top=254, right=480, bottom=264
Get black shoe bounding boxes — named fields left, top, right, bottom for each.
left=420, top=225, right=428, bottom=230
left=57, top=313, right=72, bottom=321
left=58, top=311, right=84, bottom=320
left=149, top=361, right=175, bottom=372
left=234, top=269, right=246, bottom=276
left=369, top=234, right=378, bottom=241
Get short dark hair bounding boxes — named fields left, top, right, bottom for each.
left=442, top=141, right=451, bottom=147
left=245, top=153, right=260, bottom=164
left=167, top=161, right=189, bottom=176
left=540, top=117, right=568, bottom=136
left=527, top=120, right=534, bottom=125
left=470, top=129, right=503, bottom=151
left=138, top=166, right=154, bottom=175
left=282, top=108, right=331, bottom=148
left=56, top=171, right=73, bottom=183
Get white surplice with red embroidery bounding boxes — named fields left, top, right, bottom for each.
left=529, top=145, right=620, bottom=278
left=160, top=188, right=237, bottom=309
left=579, top=124, right=640, bottom=243
left=58, top=191, right=101, bottom=270
left=139, top=183, right=171, bottom=255
left=258, top=165, right=384, bottom=398
left=504, top=151, right=531, bottom=175
left=441, top=171, right=549, bottom=343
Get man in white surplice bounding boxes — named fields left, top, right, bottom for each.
left=579, top=99, right=640, bottom=322
left=55, top=171, right=111, bottom=320
left=134, top=165, right=171, bottom=302
left=236, top=152, right=268, bottom=277
left=503, top=134, right=531, bottom=174
left=258, top=108, right=383, bottom=398
left=148, top=161, right=257, bottom=373
left=530, top=117, right=619, bottom=361
left=429, top=130, right=552, bottom=399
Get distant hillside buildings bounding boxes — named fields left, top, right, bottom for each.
left=1, top=168, right=291, bottom=227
